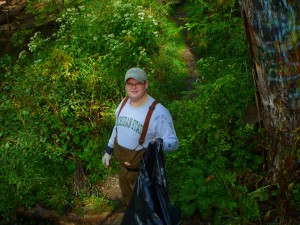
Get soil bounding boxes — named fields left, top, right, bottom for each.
left=169, top=6, right=199, bottom=91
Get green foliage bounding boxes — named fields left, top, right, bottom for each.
left=73, top=194, right=115, bottom=215
left=52, top=1, right=160, bottom=74
left=25, top=0, right=85, bottom=26
left=184, top=0, right=241, bottom=57
left=166, top=0, right=264, bottom=224
left=0, top=56, right=73, bottom=223
left=13, top=47, right=117, bottom=179
left=0, top=116, right=72, bottom=223
left=1, top=0, right=186, bottom=223
left=49, top=0, right=185, bottom=97
left=149, top=19, right=187, bottom=101
left=175, top=160, right=260, bottom=224
left=2, top=0, right=281, bottom=223
left=290, top=183, right=300, bottom=210
left=11, top=28, right=34, bottom=47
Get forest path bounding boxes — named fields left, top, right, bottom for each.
left=170, top=6, right=199, bottom=91
left=97, top=5, right=203, bottom=225
left=59, top=4, right=201, bottom=225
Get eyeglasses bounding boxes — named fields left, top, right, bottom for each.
left=125, top=81, right=146, bottom=88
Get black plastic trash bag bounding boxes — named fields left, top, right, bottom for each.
left=121, top=138, right=181, bottom=225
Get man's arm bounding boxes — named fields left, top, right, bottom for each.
left=155, top=107, right=179, bottom=152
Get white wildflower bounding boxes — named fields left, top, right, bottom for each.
left=79, top=5, right=85, bottom=11
left=152, top=20, right=158, bottom=26
left=18, top=50, right=27, bottom=60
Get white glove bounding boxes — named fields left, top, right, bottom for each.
left=102, top=153, right=112, bottom=167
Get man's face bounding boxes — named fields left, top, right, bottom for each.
left=125, top=78, right=148, bottom=102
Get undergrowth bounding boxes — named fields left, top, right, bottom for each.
left=166, top=1, right=265, bottom=224
left=2, top=0, right=298, bottom=224
left=0, top=0, right=186, bottom=223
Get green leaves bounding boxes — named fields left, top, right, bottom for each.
left=165, top=0, right=264, bottom=224
left=174, top=159, right=260, bottom=224
left=1, top=0, right=187, bottom=222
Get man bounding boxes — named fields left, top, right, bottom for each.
left=102, top=67, right=179, bottom=204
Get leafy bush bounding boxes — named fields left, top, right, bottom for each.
left=0, top=98, right=72, bottom=223
left=168, top=72, right=262, bottom=224
left=1, top=0, right=267, bottom=224
left=175, top=160, right=261, bottom=224
left=166, top=0, right=264, bottom=224
left=0, top=0, right=186, bottom=223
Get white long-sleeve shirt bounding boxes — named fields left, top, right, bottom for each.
left=107, top=95, right=179, bottom=152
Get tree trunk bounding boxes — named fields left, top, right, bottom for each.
left=240, top=0, right=300, bottom=212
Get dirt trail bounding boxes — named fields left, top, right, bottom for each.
left=170, top=6, right=199, bottom=91
left=97, top=6, right=201, bottom=225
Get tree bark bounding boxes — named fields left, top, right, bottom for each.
left=73, top=157, right=89, bottom=196
left=240, top=0, right=300, bottom=211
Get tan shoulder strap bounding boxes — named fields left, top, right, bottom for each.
left=139, top=100, right=159, bottom=145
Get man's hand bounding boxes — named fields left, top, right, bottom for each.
left=151, top=137, right=163, bottom=144
left=102, top=153, right=112, bottom=167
